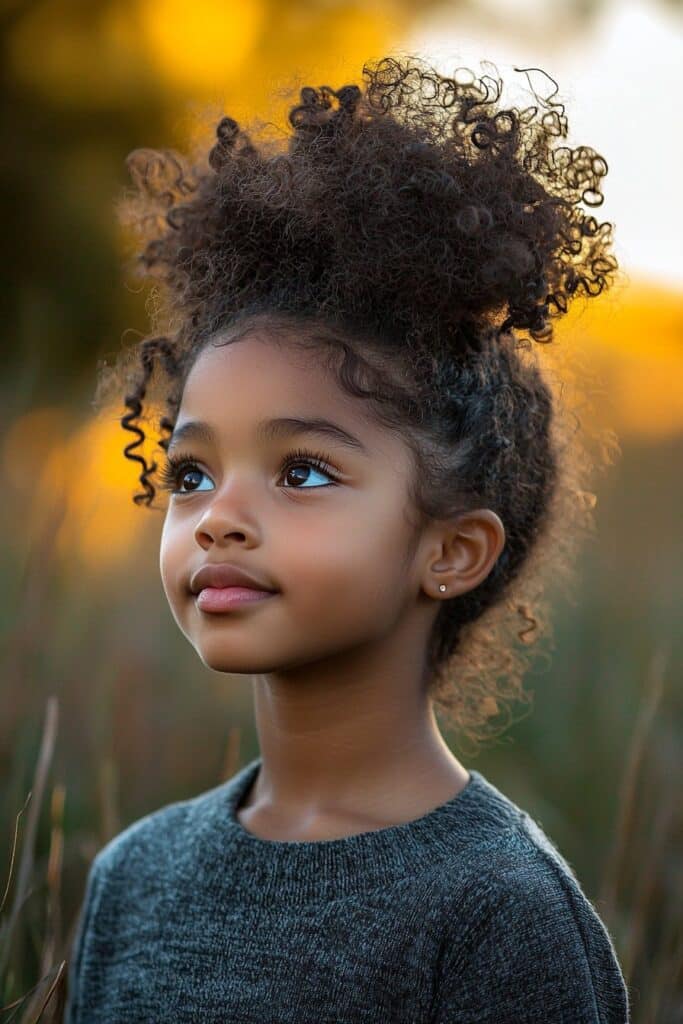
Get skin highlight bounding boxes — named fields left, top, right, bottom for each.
left=159, top=329, right=505, bottom=841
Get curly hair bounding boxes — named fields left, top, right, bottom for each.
left=96, top=53, right=620, bottom=755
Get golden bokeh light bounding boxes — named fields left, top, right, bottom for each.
left=170, top=4, right=398, bottom=149
left=137, top=0, right=267, bottom=93
left=4, top=405, right=166, bottom=573
left=7, top=0, right=399, bottom=117
left=556, top=280, right=683, bottom=440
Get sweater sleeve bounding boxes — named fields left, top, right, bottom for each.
left=64, top=852, right=107, bottom=1024
left=431, top=854, right=630, bottom=1024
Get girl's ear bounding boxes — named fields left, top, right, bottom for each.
left=424, top=510, right=506, bottom=600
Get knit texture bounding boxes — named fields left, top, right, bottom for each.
left=65, top=757, right=630, bottom=1023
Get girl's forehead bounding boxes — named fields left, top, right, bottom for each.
left=177, top=332, right=410, bottom=465
left=183, top=332, right=360, bottom=421
left=188, top=332, right=332, bottom=390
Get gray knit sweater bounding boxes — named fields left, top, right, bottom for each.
left=65, top=757, right=630, bottom=1023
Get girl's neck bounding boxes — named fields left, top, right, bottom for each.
left=239, top=690, right=469, bottom=842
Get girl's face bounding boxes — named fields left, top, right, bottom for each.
left=159, top=329, right=430, bottom=676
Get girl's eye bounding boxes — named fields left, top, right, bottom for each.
left=158, top=447, right=340, bottom=495
left=279, top=448, right=339, bottom=489
left=158, top=458, right=213, bottom=495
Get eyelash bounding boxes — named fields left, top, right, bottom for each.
left=157, top=446, right=341, bottom=495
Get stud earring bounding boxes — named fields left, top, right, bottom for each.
left=439, top=584, right=447, bottom=592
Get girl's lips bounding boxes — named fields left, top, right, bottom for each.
left=196, top=586, right=277, bottom=613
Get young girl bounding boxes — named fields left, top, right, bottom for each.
left=66, top=54, right=629, bottom=1023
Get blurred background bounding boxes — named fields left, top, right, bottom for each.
left=1, top=0, right=681, bottom=1020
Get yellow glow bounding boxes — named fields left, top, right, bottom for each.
left=7, top=406, right=165, bottom=573
left=556, top=280, right=683, bottom=440
left=7, top=0, right=399, bottom=113
left=137, top=0, right=267, bottom=92
left=175, top=4, right=397, bottom=151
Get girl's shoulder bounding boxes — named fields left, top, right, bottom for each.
left=88, top=774, right=237, bottom=886
left=424, top=805, right=630, bottom=1022
left=427, top=781, right=615, bottom=956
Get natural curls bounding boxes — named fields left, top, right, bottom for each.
left=100, top=53, right=619, bottom=752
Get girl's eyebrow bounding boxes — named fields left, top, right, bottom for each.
left=167, top=416, right=370, bottom=455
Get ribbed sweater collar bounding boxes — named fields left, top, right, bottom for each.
left=192, top=757, right=520, bottom=906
